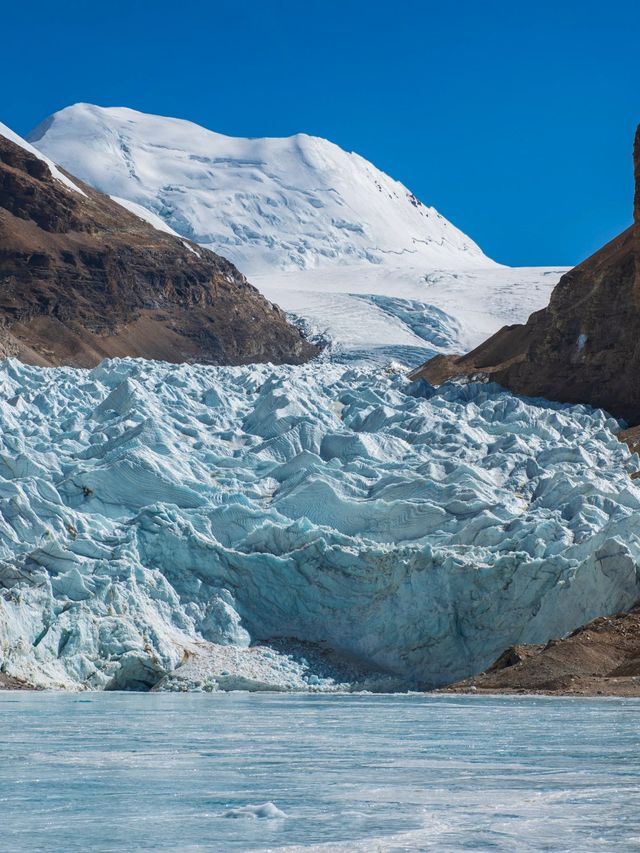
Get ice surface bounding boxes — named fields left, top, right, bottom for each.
left=2, top=692, right=640, bottom=852
left=1, top=357, right=639, bottom=690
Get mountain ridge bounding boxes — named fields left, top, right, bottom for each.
left=0, top=121, right=317, bottom=367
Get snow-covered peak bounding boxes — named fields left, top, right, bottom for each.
left=0, top=120, right=85, bottom=196
left=29, top=103, right=494, bottom=274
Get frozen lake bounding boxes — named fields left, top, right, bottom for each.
left=1, top=692, right=639, bottom=852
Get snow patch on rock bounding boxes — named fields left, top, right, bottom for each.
left=0, top=121, right=85, bottom=196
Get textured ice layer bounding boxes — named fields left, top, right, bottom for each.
left=1, top=358, right=639, bottom=690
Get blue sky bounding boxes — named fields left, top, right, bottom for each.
left=4, top=0, right=640, bottom=266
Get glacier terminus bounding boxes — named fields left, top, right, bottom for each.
left=1, top=357, right=639, bottom=691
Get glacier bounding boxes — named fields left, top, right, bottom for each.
left=1, top=357, right=639, bottom=691
left=252, top=263, right=567, bottom=361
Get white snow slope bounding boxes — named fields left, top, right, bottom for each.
left=28, top=104, right=489, bottom=273
left=1, top=358, right=639, bottom=691
left=29, top=104, right=567, bottom=365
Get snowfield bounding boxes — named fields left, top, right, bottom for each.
left=1, top=358, right=639, bottom=691
left=253, top=264, right=566, bottom=363
left=29, top=104, right=491, bottom=274
left=29, top=104, right=567, bottom=365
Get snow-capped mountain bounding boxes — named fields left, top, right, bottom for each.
left=0, top=121, right=316, bottom=368
left=29, top=104, right=491, bottom=274
left=30, top=105, right=566, bottom=364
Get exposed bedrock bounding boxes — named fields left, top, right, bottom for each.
left=443, top=605, right=640, bottom=696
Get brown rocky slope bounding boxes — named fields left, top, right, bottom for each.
left=412, top=125, right=640, bottom=425
left=441, top=605, right=640, bottom=696
left=0, top=129, right=318, bottom=367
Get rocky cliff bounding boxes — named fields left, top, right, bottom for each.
left=0, top=128, right=318, bottom=367
left=412, top=126, right=640, bottom=423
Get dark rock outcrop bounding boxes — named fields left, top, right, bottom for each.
left=0, top=672, right=36, bottom=690
left=412, top=126, right=640, bottom=424
left=0, top=132, right=318, bottom=367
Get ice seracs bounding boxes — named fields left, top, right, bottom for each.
left=2, top=107, right=630, bottom=694
left=1, top=358, right=639, bottom=691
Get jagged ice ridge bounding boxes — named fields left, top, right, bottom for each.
left=1, top=359, right=639, bottom=691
